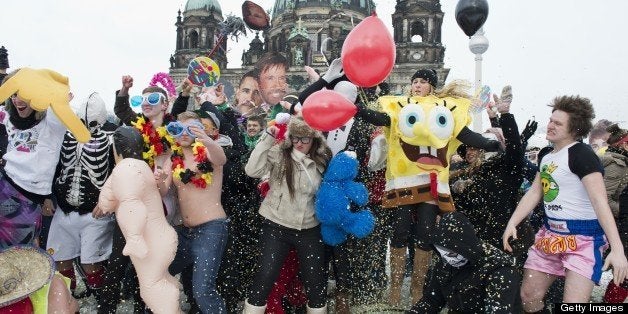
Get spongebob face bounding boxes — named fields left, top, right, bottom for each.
left=397, top=102, right=455, bottom=171
left=381, top=95, right=471, bottom=180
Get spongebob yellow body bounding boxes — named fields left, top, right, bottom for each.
left=379, top=95, right=472, bottom=212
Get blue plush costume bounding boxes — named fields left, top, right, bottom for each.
left=315, top=151, right=375, bottom=245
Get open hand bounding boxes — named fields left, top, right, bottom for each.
left=603, top=249, right=628, bottom=285
left=0, top=68, right=90, bottom=142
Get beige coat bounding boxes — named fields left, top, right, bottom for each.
left=245, top=133, right=324, bottom=230
left=602, top=150, right=628, bottom=217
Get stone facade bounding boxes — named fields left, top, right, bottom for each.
left=170, top=0, right=449, bottom=97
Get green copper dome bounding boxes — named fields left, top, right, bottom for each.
left=184, top=0, right=221, bottom=14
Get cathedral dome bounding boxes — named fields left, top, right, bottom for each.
left=184, top=0, right=221, bottom=14
left=272, top=0, right=374, bottom=18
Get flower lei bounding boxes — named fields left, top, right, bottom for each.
left=131, top=115, right=175, bottom=168
left=171, top=141, right=213, bottom=188
left=149, top=72, right=177, bottom=99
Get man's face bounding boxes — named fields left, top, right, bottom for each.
left=141, top=92, right=167, bottom=121
left=200, top=118, right=219, bottom=138
left=259, top=65, right=287, bottom=105
left=465, top=147, right=481, bottom=164
left=246, top=121, right=262, bottom=137
left=590, top=138, right=607, bottom=152
left=546, top=110, right=573, bottom=144
left=243, top=1, right=269, bottom=30
left=236, top=76, right=261, bottom=108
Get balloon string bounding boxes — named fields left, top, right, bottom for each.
left=357, top=87, right=369, bottom=106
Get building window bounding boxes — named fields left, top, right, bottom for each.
left=189, top=30, right=199, bottom=48
left=410, top=21, right=424, bottom=43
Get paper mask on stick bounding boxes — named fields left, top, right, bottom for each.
left=187, top=57, right=220, bottom=87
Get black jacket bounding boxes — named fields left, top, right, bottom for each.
left=408, top=212, right=520, bottom=314
left=451, top=113, right=531, bottom=253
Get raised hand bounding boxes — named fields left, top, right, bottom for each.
left=0, top=68, right=90, bottom=142
left=493, top=85, right=512, bottom=114
left=322, top=58, right=344, bottom=83
left=521, top=119, right=538, bottom=142
left=181, top=79, right=193, bottom=97
left=266, top=125, right=279, bottom=138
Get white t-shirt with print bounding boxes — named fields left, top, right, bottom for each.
left=1, top=107, right=67, bottom=195
left=539, top=142, right=603, bottom=220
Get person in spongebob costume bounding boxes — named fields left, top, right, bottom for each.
left=355, top=69, right=500, bottom=308
left=95, top=126, right=181, bottom=314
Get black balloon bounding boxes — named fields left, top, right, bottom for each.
left=455, top=0, right=489, bottom=37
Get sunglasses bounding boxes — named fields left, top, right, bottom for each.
left=130, top=92, right=166, bottom=107
left=166, top=121, right=205, bottom=139
left=291, top=136, right=312, bottom=144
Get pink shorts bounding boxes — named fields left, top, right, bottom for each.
left=524, top=226, right=608, bottom=284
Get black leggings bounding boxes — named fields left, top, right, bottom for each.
left=248, top=220, right=327, bottom=308
left=390, top=203, right=439, bottom=250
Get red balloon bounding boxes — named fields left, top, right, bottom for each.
left=302, top=90, right=357, bottom=132
left=341, top=13, right=395, bottom=87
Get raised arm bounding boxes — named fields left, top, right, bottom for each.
left=456, top=126, right=501, bottom=152
left=498, top=114, right=523, bottom=168
left=245, top=128, right=277, bottom=178
left=298, top=78, right=328, bottom=105
left=355, top=103, right=391, bottom=126
left=114, top=76, right=137, bottom=126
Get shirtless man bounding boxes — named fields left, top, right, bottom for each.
left=156, top=111, right=228, bottom=313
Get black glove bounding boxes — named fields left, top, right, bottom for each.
left=521, top=119, right=538, bottom=143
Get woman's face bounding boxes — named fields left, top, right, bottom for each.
left=11, top=95, right=34, bottom=118
left=291, top=136, right=313, bottom=155
left=411, top=78, right=432, bottom=97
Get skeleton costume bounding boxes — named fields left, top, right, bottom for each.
left=46, top=93, right=117, bottom=290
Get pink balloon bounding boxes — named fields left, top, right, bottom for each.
left=341, top=13, right=396, bottom=87
left=302, top=90, right=358, bottom=132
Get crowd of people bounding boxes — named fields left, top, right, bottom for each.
left=0, top=49, right=627, bottom=314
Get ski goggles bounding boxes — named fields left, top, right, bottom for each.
left=166, top=121, right=205, bottom=139
left=130, top=92, right=166, bottom=107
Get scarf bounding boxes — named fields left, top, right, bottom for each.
left=10, top=110, right=39, bottom=130
left=244, top=133, right=261, bottom=150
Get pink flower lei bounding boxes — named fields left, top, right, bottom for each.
left=149, top=72, right=177, bottom=98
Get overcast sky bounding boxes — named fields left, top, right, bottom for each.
left=1, top=0, right=626, bottom=135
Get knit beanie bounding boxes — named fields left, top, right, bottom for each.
left=411, top=69, right=438, bottom=87
left=606, top=124, right=628, bottom=146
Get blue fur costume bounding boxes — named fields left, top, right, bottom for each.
left=315, top=151, right=375, bottom=245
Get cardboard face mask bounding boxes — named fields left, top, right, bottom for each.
left=0, top=68, right=90, bottom=142
left=379, top=94, right=472, bottom=211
